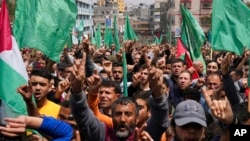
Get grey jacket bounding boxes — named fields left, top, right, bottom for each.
left=70, top=91, right=169, bottom=141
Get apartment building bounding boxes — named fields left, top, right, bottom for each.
left=168, top=0, right=212, bottom=35
left=97, top=0, right=125, bottom=13
left=93, top=2, right=119, bottom=30
left=76, top=0, right=94, bottom=35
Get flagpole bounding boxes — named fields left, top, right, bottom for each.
left=210, top=47, right=213, bottom=60
left=169, top=15, right=172, bottom=46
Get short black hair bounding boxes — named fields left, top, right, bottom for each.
left=232, top=102, right=250, bottom=124
left=183, top=88, right=201, bottom=102
left=31, top=68, right=52, bottom=81
left=206, top=72, right=222, bottom=82
left=206, top=60, right=220, bottom=70
left=132, top=91, right=150, bottom=110
left=230, top=69, right=243, bottom=78
left=112, top=62, right=123, bottom=68
left=171, top=58, right=185, bottom=66
left=111, top=97, right=139, bottom=116
left=102, top=80, right=122, bottom=94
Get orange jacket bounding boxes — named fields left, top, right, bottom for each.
left=87, top=94, right=113, bottom=128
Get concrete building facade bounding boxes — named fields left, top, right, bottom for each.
left=76, top=0, right=94, bottom=35
left=168, top=0, right=212, bottom=35
left=97, top=0, right=125, bottom=13
left=93, top=3, right=119, bottom=30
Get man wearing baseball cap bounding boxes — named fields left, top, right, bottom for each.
left=171, top=100, right=207, bottom=141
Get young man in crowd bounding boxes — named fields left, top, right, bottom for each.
left=17, top=68, right=61, bottom=118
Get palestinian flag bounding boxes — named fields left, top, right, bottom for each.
left=176, top=37, right=188, bottom=59
left=0, top=0, right=28, bottom=118
left=176, top=38, right=199, bottom=80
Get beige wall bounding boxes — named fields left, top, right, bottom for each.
left=169, top=0, right=212, bottom=33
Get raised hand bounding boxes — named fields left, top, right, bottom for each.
left=82, top=38, right=90, bottom=54
left=144, top=52, right=152, bottom=68
left=134, top=124, right=153, bottom=141
left=70, top=52, right=86, bottom=94
left=156, top=56, right=165, bottom=69
left=132, top=72, right=141, bottom=87
left=55, top=79, right=71, bottom=99
left=124, top=40, right=135, bottom=54
left=57, top=79, right=71, bottom=94
left=102, top=60, right=113, bottom=76
left=87, top=70, right=102, bottom=94
left=201, top=88, right=234, bottom=125
left=148, top=67, right=163, bottom=98
left=196, top=77, right=205, bottom=88
left=221, top=53, right=231, bottom=75
left=17, top=84, right=33, bottom=104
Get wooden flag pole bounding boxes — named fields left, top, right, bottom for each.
left=210, top=47, right=213, bottom=60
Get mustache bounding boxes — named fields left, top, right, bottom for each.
left=116, top=124, right=129, bottom=129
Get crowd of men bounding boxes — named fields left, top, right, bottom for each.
left=0, top=39, right=249, bottom=141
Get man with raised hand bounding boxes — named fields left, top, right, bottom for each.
left=69, top=51, right=169, bottom=140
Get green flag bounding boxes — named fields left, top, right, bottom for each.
left=66, top=32, right=73, bottom=48
left=113, top=15, right=120, bottom=52
left=123, top=14, right=138, bottom=41
left=95, top=23, right=102, bottom=49
left=104, top=26, right=113, bottom=48
left=104, top=25, right=109, bottom=47
left=180, top=5, right=206, bottom=73
left=77, top=20, right=84, bottom=44
left=154, top=35, right=160, bottom=45
left=166, top=20, right=172, bottom=44
left=91, top=33, right=96, bottom=45
left=13, top=0, right=77, bottom=62
left=212, top=0, right=250, bottom=55
left=108, top=28, right=113, bottom=48
left=159, top=34, right=163, bottom=44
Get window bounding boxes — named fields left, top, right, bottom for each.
left=181, top=2, right=191, bottom=9
left=202, top=2, right=212, bottom=9
left=154, top=15, right=160, bottom=19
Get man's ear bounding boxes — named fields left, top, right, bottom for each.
left=117, top=94, right=121, bottom=98
left=48, top=80, right=53, bottom=89
left=147, top=110, right=151, bottom=118
left=184, top=65, right=187, bottom=69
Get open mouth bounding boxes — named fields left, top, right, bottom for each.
left=118, top=125, right=128, bottom=132
left=34, top=93, right=41, bottom=99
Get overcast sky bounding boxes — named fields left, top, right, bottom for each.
left=93, top=0, right=155, bottom=5
left=124, top=0, right=154, bottom=5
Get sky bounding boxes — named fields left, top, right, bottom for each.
left=93, top=0, right=155, bottom=5
left=124, top=0, right=154, bottom=5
